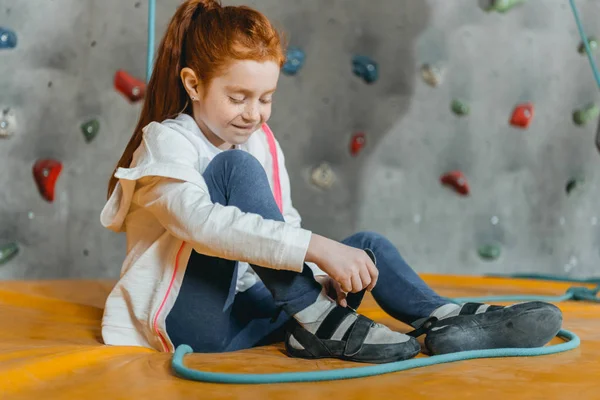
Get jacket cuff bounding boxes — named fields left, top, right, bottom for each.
left=276, top=226, right=312, bottom=273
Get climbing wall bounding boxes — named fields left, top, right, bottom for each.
left=1, top=0, right=600, bottom=279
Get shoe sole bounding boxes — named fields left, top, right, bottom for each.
left=425, top=301, right=563, bottom=355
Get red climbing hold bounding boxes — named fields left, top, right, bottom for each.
left=510, top=103, right=534, bottom=129
left=440, top=171, right=470, bottom=196
left=32, top=159, right=63, bottom=202
left=114, top=70, right=146, bottom=102
left=350, top=132, right=366, bottom=156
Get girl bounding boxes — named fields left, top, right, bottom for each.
left=101, top=0, right=562, bottom=364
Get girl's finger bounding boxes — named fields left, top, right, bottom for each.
left=340, top=278, right=352, bottom=293
left=366, top=259, right=379, bottom=291
left=336, top=286, right=347, bottom=307
left=350, top=273, right=363, bottom=293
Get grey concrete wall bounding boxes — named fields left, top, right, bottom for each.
left=1, top=0, right=599, bottom=280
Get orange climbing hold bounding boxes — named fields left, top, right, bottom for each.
left=114, top=70, right=146, bottom=102
left=440, top=171, right=470, bottom=196
left=32, top=159, right=63, bottom=202
left=510, top=103, right=534, bottom=129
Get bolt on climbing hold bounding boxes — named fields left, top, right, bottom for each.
left=451, top=99, right=469, bottom=116
left=33, top=159, right=63, bottom=202
left=0, top=27, right=17, bottom=49
left=578, top=36, right=598, bottom=55
left=282, top=47, right=305, bottom=76
left=0, top=108, right=16, bottom=138
left=565, top=177, right=584, bottom=195
left=420, top=64, right=444, bottom=87
left=573, top=103, right=600, bottom=126
left=440, top=171, right=470, bottom=196
left=81, top=119, right=100, bottom=143
left=350, top=132, right=366, bottom=156
left=478, top=244, right=501, bottom=261
left=310, top=163, right=336, bottom=190
left=482, top=0, right=526, bottom=13
left=510, top=103, right=534, bottom=129
left=0, top=242, right=19, bottom=266
left=352, top=55, right=378, bottom=84
left=114, top=70, right=146, bottom=103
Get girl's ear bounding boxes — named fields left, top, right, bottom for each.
left=180, top=67, right=202, bottom=100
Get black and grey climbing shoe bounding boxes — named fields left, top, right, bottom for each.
left=285, top=305, right=421, bottom=364
left=408, top=301, right=563, bottom=355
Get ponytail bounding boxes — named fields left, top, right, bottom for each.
left=107, top=0, right=223, bottom=198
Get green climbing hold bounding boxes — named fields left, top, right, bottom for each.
left=484, top=0, right=526, bottom=13
left=81, top=119, right=100, bottom=143
left=578, top=36, right=598, bottom=55
left=573, top=104, right=600, bottom=126
left=478, top=244, right=501, bottom=261
left=566, top=177, right=584, bottom=195
left=0, top=242, right=19, bottom=266
left=451, top=99, right=469, bottom=116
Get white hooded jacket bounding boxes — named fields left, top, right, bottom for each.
left=100, top=113, right=326, bottom=352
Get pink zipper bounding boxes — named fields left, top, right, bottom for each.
left=153, top=123, right=283, bottom=351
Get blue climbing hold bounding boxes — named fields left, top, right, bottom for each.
left=0, top=27, right=17, bottom=49
left=352, top=55, right=378, bottom=84
left=282, top=47, right=305, bottom=76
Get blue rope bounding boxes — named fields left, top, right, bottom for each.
left=172, top=330, right=579, bottom=384
left=146, top=0, right=156, bottom=83
left=569, top=0, right=600, bottom=89
left=170, top=271, right=598, bottom=383
left=486, top=273, right=600, bottom=283
left=464, top=273, right=600, bottom=304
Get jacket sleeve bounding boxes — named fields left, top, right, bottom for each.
left=117, top=122, right=312, bottom=273
left=274, top=135, right=328, bottom=277
left=133, top=175, right=312, bottom=273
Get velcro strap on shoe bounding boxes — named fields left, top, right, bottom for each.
left=459, top=303, right=484, bottom=315
left=343, top=315, right=373, bottom=357
left=290, top=324, right=332, bottom=358
left=315, top=306, right=354, bottom=339
left=407, top=316, right=438, bottom=338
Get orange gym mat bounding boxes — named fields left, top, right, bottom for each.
left=0, top=275, right=598, bottom=399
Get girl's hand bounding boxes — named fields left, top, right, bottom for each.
left=305, top=234, right=378, bottom=294
left=315, top=275, right=348, bottom=308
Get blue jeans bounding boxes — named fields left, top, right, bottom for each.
left=165, top=150, right=448, bottom=353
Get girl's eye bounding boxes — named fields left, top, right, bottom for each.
left=260, top=98, right=272, bottom=104
left=229, top=97, right=245, bottom=104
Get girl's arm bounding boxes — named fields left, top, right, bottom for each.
left=132, top=174, right=311, bottom=273
left=274, top=138, right=328, bottom=277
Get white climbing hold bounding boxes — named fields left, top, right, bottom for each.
left=0, top=108, right=16, bottom=138
left=310, top=163, right=336, bottom=190
left=420, top=64, right=444, bottom=87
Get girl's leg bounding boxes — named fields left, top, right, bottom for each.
left=166, top=149, right=321, bottom=353
left=341, top=231, right=563, bottom=355
left=167, top=150, right=420, bottom=362
left=341, top=231, right=448, bottom=325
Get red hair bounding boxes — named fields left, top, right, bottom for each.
left=107, top=0, right=287, bottom=198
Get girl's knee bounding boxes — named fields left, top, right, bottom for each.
left=206, top=150, right=265, bottom=179
left=349, top=231, right=388, bottom=246
left=213, top=149, right=260, bottom=167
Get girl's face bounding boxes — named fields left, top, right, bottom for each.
left=191, top=60, right=280, bottom=150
